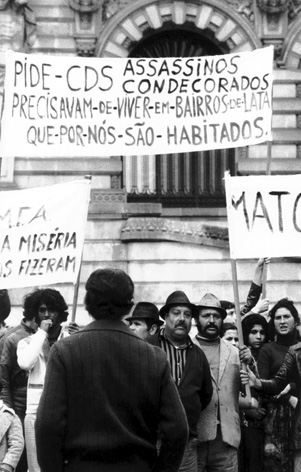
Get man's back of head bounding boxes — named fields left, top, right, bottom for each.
left=84, top=268, right=134, bottom=320
left=35, top=267, right=188, bottom=472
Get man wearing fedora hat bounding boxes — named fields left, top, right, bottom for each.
left=193, top=293, right=252, bottom=472
left=126, top=302, right=163, bottom=341
left=35, top=268, right=189, bottom=472
left=148, top=290, right=213, bottom=472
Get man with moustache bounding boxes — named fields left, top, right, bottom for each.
left=148, top=290, right=213, bottom=472
left=193, top=293, right=252, bottom=472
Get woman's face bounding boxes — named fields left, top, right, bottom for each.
left=274, top=307, right=297, bottom=336
left=248, top=323, right=265, bottom=350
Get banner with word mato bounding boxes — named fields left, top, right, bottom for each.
left=225, top=172, right=301, bottom=259
left=0, top=47, right=273, bottom=157
left=0, top=179, right=91, bottom=289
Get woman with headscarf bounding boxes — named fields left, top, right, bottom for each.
left=239, top=314, right=269, bottom=472
left=257, top=298, right=300, bottom=472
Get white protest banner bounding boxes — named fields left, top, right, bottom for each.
left=0, top=47, right=273, bottom=157
left=0, top=179, right=91, bottom=289
left=225, top=172, right=301, bottom=259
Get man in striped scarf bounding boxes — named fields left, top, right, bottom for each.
left=148, top=290, right=213, bottom=472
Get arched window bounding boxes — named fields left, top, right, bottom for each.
left=123, top=24, right=235, bottom=208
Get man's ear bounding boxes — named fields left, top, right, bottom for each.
left=149, top=324, right=158, bottom=336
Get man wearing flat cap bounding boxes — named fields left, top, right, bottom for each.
left=193, top=293, right=252, bottom=472
left=35, top=268, right=189, bottom=472
left=126, top=302, right=163, bottom=341
left=148, top=290, right=213, bottom=472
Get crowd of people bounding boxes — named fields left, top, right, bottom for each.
left=0, top=259, right=300, bottom=472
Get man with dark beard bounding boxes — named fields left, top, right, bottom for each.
left=148, top=290, right=213, bottom=472
left=193, top=293, right=252, bottom=472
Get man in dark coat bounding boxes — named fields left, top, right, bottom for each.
left=35, top=268, right=188, bottom=472
left=148, top=290, right=213, bottom=472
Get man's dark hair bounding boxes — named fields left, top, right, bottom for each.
left=84, top=292, right=133, bottom=320
left=220, top=300, right=235, bottom=311
left=221, top=322, right=237, bottom=337
left=144, top=318, right=160, bottom=332
left=23, top=288, right=68, bottom=324
left=84, top=268, right=134, bottom=320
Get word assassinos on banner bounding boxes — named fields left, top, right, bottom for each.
left=13, top=55, right=267, bottom=93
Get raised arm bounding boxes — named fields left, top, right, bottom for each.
left=241, top=258, right=270, bottom=317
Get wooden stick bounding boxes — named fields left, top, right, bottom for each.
left=261, top=264, right=267, bottom=299
left=71, top=257, right=82, bottom=323
left=71, top=175, right=91, bottom=323
left=261, top=141, right=272, bottom=298
left=230, top=258, right=252, bottom=404
left=266, top=140, right=272, bottom=176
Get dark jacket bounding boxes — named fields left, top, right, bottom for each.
left=260, top=342, right=301, bottom=449
left=0, top=321, right=35, bottom=414
left=35, top=319, right=189, bottom=472
left=149, top=332, right=213, bottom=438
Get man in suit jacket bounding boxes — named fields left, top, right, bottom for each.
left=193, top=293, right=251, bottom=472
left=35, top=268, right=188, bottom=472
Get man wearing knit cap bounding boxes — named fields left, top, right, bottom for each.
left=35, top=268, right=189, bottom=472
left=193, top=293, right=252, bottom=472
left=148, top=290, right=213, bottom=472
left=126, top=301, right=163, bottom=341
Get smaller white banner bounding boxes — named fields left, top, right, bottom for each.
left=0, top=180, right=91, bottom=288
left=225, top=173, right=301, bottom=259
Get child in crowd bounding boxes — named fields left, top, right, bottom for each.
left=221, top=322, right=239, bottom=348
left=0, top=381, right=24, bottom=472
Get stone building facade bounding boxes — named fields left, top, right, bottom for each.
left=1, top=0, right=301, bottom=324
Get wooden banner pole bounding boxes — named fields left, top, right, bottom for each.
left=261, top=141, right=272, bottom=299
left=230, top=258, right=252, bottom=404
left=71, top=258, right=82, bottom=323
left=71, top=175, right=92, bottom=323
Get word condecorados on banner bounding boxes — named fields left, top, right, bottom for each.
left=0, top=47, right=273, bottom=157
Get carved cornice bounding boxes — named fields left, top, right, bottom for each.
left=69, top=0, right=102, bottom=13
left=91, top=188, right=127, bottom=204
left=121, top=217, right=229, bottom=248
left=70, top=0, right=103, bottom=56
left=76, top=38, right=97, bottom=56
left=257, top=0, right=289, bottom=13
